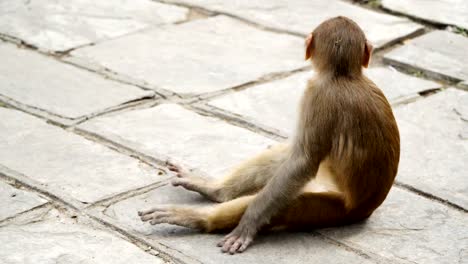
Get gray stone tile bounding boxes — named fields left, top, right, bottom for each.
left=99, top=184, right=377, bottom=264
left=0, top=208, right=164, bottom=264
left=207, top=67, right=440, bottom=136
left=395, top=88, right=468, bottom=209
left=321, top=188, right=468, bottom=264
left=382, top=0, right=468, bottom=30
left=384, top=30, right=468, bottom=82
left=0, top=44, right=153, bottom=122
left=459, top=81, right=468, bottom=90
left=166, top=0, right=422, bottom=48
left=0, top=181, right=47, bottom=221
left=70, top=16, right=306, bottom=95
left=0, top=108, right=164, bottom=204
left=0, top=0, right=188, bottom=52
left=78, top=104, right=275, bottom=178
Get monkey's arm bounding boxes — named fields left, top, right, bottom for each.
left=218, top=145, right=320, bottom=253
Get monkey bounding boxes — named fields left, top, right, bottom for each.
left=138, top=16, right=400, bottom=254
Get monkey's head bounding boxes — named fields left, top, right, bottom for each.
left=305, top=16, right=373, bottom=76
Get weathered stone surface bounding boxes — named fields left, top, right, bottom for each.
left=459, top=81, right=468, bottom=90
left=0, top=0, right=188, bottom=52
left=384, top=30, right=468, bottom=82
left=382, top=0, right=468, bottom=30
left=70, top=16, right=305, bottom=95
left=165, top=0, right=422, bottom=48
left=0, top=209, right=164, bottom=264
left=366, top=67, right=441, bottom=103
left=321, top=188, right=468, bottom=264
left=0, top=43, right=153, bottom=121
left=0, top=108, right=164, bottom=204
left=100, top=184, right=377, bottom=264
left=78, top=104, right=275, bottom=178
left=208, top=67, right=440, bottom=135
left=0, top=182, right=47, bottom=221
left=395, top=88, right=468, bottom=209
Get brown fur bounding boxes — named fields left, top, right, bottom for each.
left=139, top=16, right=400, bottom=254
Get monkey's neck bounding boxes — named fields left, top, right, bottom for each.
left=314, top=63, right=362, bottom=79
left=315, top=69, right=363, bottom=83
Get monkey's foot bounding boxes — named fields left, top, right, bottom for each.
left=217, top=225, right=257, bottom=254
left=138, top=206, right=206, bottom=230
left=166, top=161, right=224, bottom=202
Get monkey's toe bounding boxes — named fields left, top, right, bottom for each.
left=219, top=233, right=253, bottom=254
left=171, top=178, right=188, bottom=187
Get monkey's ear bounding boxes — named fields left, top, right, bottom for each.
left=305, top=33, right=314, bottom=60
left=363, top=41, right=373, bottom=68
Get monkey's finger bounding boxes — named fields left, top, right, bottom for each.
left=238, top=237, right=253, bottom=252
left=150, top=216, right=171, bottom=225
left=171, top=178, right=186, bottom=187
left=168, top=166, right=179, bottom=172
left=229, top=239, right=243, bottom=254
left=139, top=206, right=171, bottom=216
left=140, top=212, right=170, bottom=222
left=217, top=233, right=233, bottom=247
left=221, top=236, right=238, bottom=253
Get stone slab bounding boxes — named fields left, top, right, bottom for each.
left=0, top=181, right=47, bottom=221
left=321, top=188, right=468, bottom=264
left=382, top=0, right=468, bottom=30
left=0, top=0, right=188, bottom=52
left=99, top=184, right=377, bottom=264
left=78, top=104, right=275, bottom=178
left=384, top=30, right=468, bottom=82
left=459, top=81, right=468, bottom=90
left=0, top=209, right=164, bottom=264
left=0, top=108, right=165, bottom=204
left=208, top=67, right=440, bottom=136
left=166, top=0, right=422, bottom=48
left=0, top=43, right=154, bottom=121
left=70, top=16, right=306, bottom=95
left=395, top=88, right=468, bottom=209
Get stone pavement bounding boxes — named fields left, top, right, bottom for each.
left=0, top=0, right=467, bottom=263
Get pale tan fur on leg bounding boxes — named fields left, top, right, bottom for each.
left=172, top=144, right=289, bottom=202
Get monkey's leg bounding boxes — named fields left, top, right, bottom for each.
left=217, top=192, right=353, bottom=254
left=138, top=195, right=255, bottom=233
left=170, top=144, right=289, bottom=202
left=139, top=191, right=351, bottom=254
left=272, top=192, right=350, bottom=227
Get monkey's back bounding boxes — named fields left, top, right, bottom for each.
left=314, top=76, right=400, bottom=215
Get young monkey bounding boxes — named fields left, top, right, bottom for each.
left=139, top=16, right=400, bottom=254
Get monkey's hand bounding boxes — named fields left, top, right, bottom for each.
left=217, top=221, right=257, bottom=254
left=138, top=206, right=207, bottom=230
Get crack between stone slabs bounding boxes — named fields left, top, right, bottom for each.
left=86, top=211, right=201, bottom=264
left=61, top=57, right=177, bottom=100
left=0, top=92, right=161, bottom=139
left=394, top=182, right=467, bottom=213
left=183, top=67, right=310, bottom=105
left=154, top=0, right=305, bottom=38
left=313, top=231, right=398, bottom=264
left=0, top=165, right=83, bottom=210
left=72, top=126, right=173, bottom=171
left=0, top=171, right=179, bottom=263
left=156, top=0, right=429, bottom=53
left=346, top=0, right=458, bottom=32
left=190, top=103, right=287, bottom=141
left=0, top=203, right=53, bottom=227
left=72, top=96, right=158, bottom=126
left=379, top=5, right=468, bottom=32
left=383, top=52, right=465, bottom=85
left=0, top=93, right=78, bottom=120
left=72, top=120, right=215, bottom=183
left=86, top=180, right=171, bottom=211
